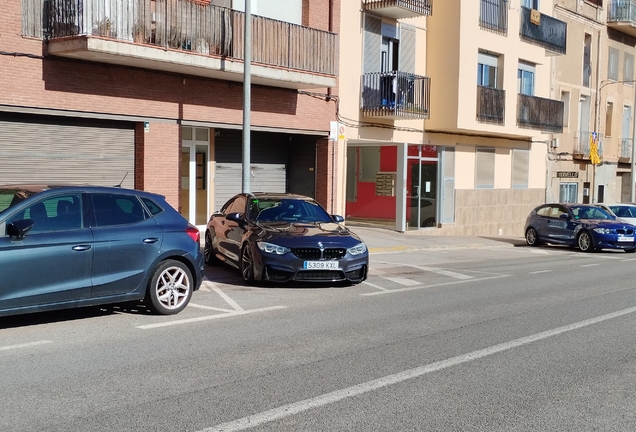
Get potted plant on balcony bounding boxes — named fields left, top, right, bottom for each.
left=96, top=18, right=113, bottom=37
left=133, top=21, right=147, bottom=44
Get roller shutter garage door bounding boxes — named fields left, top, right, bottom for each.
left=214, top=129, right=287, bottom=210
left=0, top=114, right=134, bottom=188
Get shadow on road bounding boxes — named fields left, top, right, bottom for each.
left=479, top=237, right=528, bottom=247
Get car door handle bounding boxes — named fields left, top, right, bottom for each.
left=143, top=238, right=159, bottom=244
left=72, top=245, right=92, bottom=251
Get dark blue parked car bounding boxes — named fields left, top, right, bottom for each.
left=524, top=203, right=636, bottom=252
left=0, top=185, right=204, bottom=317
left=205, top=192, right=368, bottom=284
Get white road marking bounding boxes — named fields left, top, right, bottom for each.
left=198, top=285, right=211, bottom=292
left=528, top=249, right=550, bottom=254
left=580, top=263, right=600, bottom=267
left=361, top=274, right=510, bottom=296
left=188, top=303, right=235, bottom=313
left=374, top=261, right=473, bottom=280
left=136, top=306, right=288, bottom=330
left=0, top=340, right=53, bottom=351
left=383, top=277, right=421, bottom=287
left=530, top=270, right=552, bottom=274
left=622, top=258, right=636, bottom=262
left=362, top=281, right=390, bottom=292
left=198, top=305, right=636, bottom=432
left=207, top=283, right=245, bottom=312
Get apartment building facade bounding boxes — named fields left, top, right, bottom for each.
left=551, top=0, right=636, bottom=205
left=338, top=0, right=566, bottom=235
left=1, top=0, right=340, bottom=229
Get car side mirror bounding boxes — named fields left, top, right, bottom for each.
left=7, top=219, right=34, bottom=239
left=226, top=212, right=244, bottom=223
left=559, top=214, right=569, bottom=220
left=332, top=214, right=345, bottom=223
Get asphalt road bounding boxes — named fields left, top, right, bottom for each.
left=2, top=237, right=636, bottom=431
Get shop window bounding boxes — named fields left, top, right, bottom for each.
left=360, top=147, right=380, bottom=182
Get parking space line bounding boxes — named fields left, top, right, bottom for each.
left=530, top=270, right=552, bottom=274
left=205, top=282, right=245, bottom=312
left=0, top=340, right=53, bottom=351
left=580, top=263, right=600, bottom=267
left=361, top=274, right=510, bottom=296
left=188, top=303, right=236, bottom=313
left=373, top=260, right=474, bottom=280
left=383, top=277, right=421, bottom=287
left=362, top=281, right=390, bottom=292
left=136, top=306, right=288, bottom=329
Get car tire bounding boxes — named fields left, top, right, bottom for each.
left=421, top=217, right=436, bottom=228
left=525, top=227, right=541, bottom=246
left=204, top=230, right=220, bottom=266
left=577, top=231, right=594, bottom=252
left=146, top=259, right=193, bottom=315
left=240, top=243, right=257, bottom=284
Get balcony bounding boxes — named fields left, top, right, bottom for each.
left=517, top=94, right=564, bottom=132
left=361, top=71, right=430, bottom=120
left=608, top=1, right=636, bottom=38
left=573, top=131, right=604, bottom=159
left=620, top=138, right=633, bottom=161
left=362, top=0, right=432, bottom=19
left=476, top=86, right=505, bottom=125
left=41, top=0, right=337, bottom=90
left=519, top=7, right=567, bottom=55
left=480, top=0, right=508, bottom=35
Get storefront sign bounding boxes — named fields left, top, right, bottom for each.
left=556, top=171, right=578, bottom=178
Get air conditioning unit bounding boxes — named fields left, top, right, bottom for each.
left=551, top=138, right=559, bottom=148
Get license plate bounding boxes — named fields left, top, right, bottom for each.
left=303, top=261, right=339, bottom=270
left=618, top=235, right=634, bottom=242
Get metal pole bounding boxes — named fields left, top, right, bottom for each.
left=631, top=82, right=636, bottom=202
left=242, top=0, right=252, bottom=193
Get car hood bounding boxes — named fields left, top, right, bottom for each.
left=578, top=218, right=635, bottom=229
left=254, top=221, right=364, bottom=247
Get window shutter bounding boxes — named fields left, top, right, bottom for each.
left=363, top=15, right=382, bottom=74
left=398, top=24, right=416, bottom=73
left=441, top=147, right=455, bottom=223
left=475, top=148, right=495, bottom=188
left=512, top=149, right=529, bottom=188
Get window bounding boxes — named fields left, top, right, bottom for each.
left=360, top=147, right=380, bottom=182
left=480, top=0, right=508, bottom=33
left=606, top=102, right=614, bottom=137
left=475, top=147, right=495, bottom=189
left=559, top=183, right=578, bottom=203
left=9, top=194, right=83, bottom=233
left=478, top=52, right=500, bottom=88
left=227, top=196, right=247, bottom=215
left=511, top=149, right=529, bottom=189
left=583, top=34, right=591, bottom=88
left=624, top=53, right=634, bottom=84
left=141, top=198, right=163, bottom=216
left=608, top=47, right=619, bottom=81
left=518, top=62, right=535, bottom=96
left=522, top=0, right=539, bottom=8
left=561, top=91, right=570, bottom=128
left=92, top=194, right=146, bottom=227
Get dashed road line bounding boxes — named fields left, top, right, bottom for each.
left=530, top=270, right=552, bottom=274
left=0, top=340, right=53, bottom=351
left=580, top=263, right=600, bottom=267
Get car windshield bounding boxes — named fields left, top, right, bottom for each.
left=0, top=189, right=36, bottom=216
left=610, top=206, right=636, bottom=218
left=571, top=205, right=614, bottom=220
left=249, top=198, right=333, bottom=223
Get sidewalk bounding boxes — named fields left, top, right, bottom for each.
left=349, top=225, right=526, bottom=253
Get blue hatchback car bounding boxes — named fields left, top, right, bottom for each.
left=0, top=185, right=204, bottom=317
left=524, top=203, right=636, bottom=252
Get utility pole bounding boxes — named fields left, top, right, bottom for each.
left=242, top=0, right=252, bottom=193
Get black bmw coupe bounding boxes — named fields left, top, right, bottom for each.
left=204, top=193, right=369, bottom=284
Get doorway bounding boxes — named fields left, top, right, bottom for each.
left=181, top=127, right=210, bottom=227
left=406, top=145, right=438, bottom=229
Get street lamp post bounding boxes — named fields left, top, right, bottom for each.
left=242, top=0, right=252, bottom=193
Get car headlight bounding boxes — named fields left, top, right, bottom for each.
left=593, top=227, right=612, bottom=234
left=347, top=242, right=367, bottom=256
left=257, top=241, right=290, bottom=255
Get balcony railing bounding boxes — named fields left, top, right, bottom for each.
left=574, top=131, right=604, bottom=158
left=519, top=7, right=567, bottom=55
left=608, top=1, right=636, bottom=37
left=517, top=94, right=564, bottom=132
left=476, top=86, right=505, bottom=124
left=43, top=0, right=338, bottom=76
left=480, top=0, right=508, bottom=34
left=362, top=0, right=432, bottom=19
left=621, top=138, right=633, bottom=159
left=361, top=71, right=431, bottom=119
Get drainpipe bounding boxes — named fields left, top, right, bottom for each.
left=631, top=82, right=636, bottom=202
left=592, top=29, right=602, bottom=203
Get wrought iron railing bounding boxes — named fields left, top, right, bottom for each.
left=608, top=0, right=636, bottom=23
left=362, top=0, right=432, bottom=17
left=476, top=86, right=505, bottom=124
left=42, top=0, right=338, bottom=75
left=621, top=138, right=633, bottom=159
left=361, top=71, right=431, bottom=119
left=479, top=0, right=508, bottom=34
left=517, top=94, right=564, bottom=132
left=519, top=7, right=567, bottom=55
left=574, top=131, right=604, bottom=157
